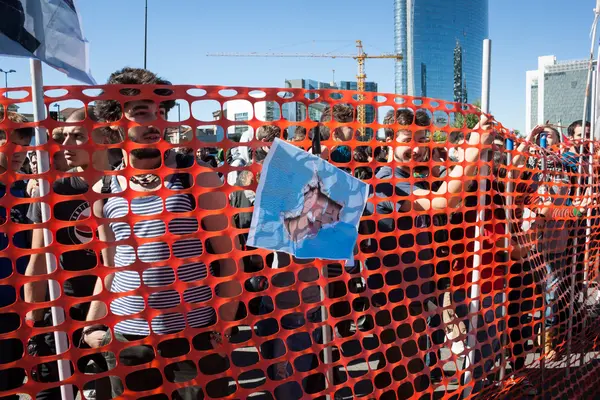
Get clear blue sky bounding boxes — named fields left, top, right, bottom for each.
left=0, top=0, right=596, bottom=132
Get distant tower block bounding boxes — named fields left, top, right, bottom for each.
left=394, top=0, right=488, bottom=101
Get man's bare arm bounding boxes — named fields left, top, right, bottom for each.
left=200, top=171, right=241, bottom=323
left=24, top=227, right=50, bottom=321
left=511, top=126, right=540, bottom=171
left=412, top=125, right=495, bottom=211
left=85, top=200, right=116, bottom=323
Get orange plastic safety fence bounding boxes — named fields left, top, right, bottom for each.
left=0, top=85, right=599, bottom=400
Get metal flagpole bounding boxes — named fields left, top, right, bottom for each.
left=30, top=59, right=75, bottom=400
left=463, top=38, right=491, bottom=397
left=581, top=45, right=600, bottom=339
left=311, top=122, right=333, bottom=399
left=497, top=132, right=512, bottom=383
left=592, top=44, right=600, bottom=302
left=566, top=0, right=600, bottom=375
left=144, top=0, right=148, bottom=69
left=27, top=1, right=74, bottom=397
left=583, top=58, right=597, bottom=314
left=539, top=132, right=548, bottom=392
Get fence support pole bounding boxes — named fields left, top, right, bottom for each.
left=463, top=38, right=491, bottom=398
left=497, top=136, right=513, bottom=383
left=312, top=122, right=333, bottom=400
left=30, top=59, right=74, bottom=400
left=539, top=133, right=548, bottom=393
left=566, top=3, right=600, bottom=375
left=582, top=48, right=600, bottom=338
left=592, top=44, right=600, bottom=315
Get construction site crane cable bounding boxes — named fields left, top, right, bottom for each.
left=207, top=40, right=403, bottom=136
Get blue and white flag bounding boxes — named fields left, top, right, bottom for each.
left=247, top=139, right=369, bottom=260
left=0, top=0, right=96, bottom=84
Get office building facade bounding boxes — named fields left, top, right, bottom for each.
left=525, top=55, right=589, bottom=135
left=394, top=0, right=489, bottom=102
left=223, top=99, right=281, bottom=141
left=283, top=79, right=334, bottom=122
left=283, top=78, right=378, bottom=122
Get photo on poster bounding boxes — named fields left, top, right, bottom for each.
left=247, top=138, right=369, bottom=260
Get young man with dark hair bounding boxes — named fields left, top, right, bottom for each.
left=80, top=68, right=237, bottom=399
left=256, top=124, right=280, bottom=143
left=22, top=108, right=112, bottom=400
left=367, top=111, right=499, bottom=388
left=291, top=125, right=307, bottom=142
left=383, top=107, right=431, bottom=128
left=22, top=67, right=210, bottom=398
left=567, top=119, right=590, bottom=142
left=26, top=151, right=39, bottom=197
left=85, top=149, right=220, bottom=399
left=254, top=125, right=280, bottom=163
left=94, top=67, right=176, bottom=125
left=316, top=103, right=354, bottom=163
left=0, top=112, right=35, bottom=400
left=514, top=124, right=589, bottom=362
left=374, top=108, right=439, bottom=218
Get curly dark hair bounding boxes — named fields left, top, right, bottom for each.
left=95, top=67, right=176, bottom=122
left=353, top=146, right=371, bottom=163
left=319, top=103, right=354, bottom=140
left=567, top=119, right=590, bottom=139
left=0, top=111, right=33, bottom=142
left=354, top=166, right=372, bottom=180
left=256, top=125, right=280, bottom=142
left=375, top=146, right=393, bottom=163
left=254, top=148, right=269, bottom=163
left=292, top=126, right=307, bottom=141
left=320, top=103, right=354, bottom=123
left=383, top=108, right=430, bottom=138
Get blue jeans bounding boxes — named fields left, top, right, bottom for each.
left=255, top=309, right=324, bottom=398
left=544, top=259, right=562, bottom=329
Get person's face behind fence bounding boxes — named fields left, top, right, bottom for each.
left=130, top=150, right=162, bottom=171
left=53, top=151, right=69, bottom=172
left=546, top=130, right=559, bottom=147
left=491, top=135, right=506, bottom=177
left=0, top=129, right=30, bottom=173
left=573, top=124, right=589, bottom=142
left=538, top=129, right=559, bottom=148
left=394, top=129, right=429, bottom=163
left=121, top=99, right=166, bottom=144
left=30, top=154, right=38, bottom=174
left=55, top=125, right=90, bottom=168
left=334, top=126, right=354, bottom=142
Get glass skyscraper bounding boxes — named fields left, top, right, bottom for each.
left=394, top=0, right=489, bottom=103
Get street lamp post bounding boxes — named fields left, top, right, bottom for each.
left=144, top=0, right=148, bottom=69
left=0, top=68, right=16, bottom=91
left=175, top=102, right=181, bottom=144
left=53, top=104, right=61, bottom=122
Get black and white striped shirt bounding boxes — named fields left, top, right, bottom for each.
left=106, top=175, right=215, bottom=335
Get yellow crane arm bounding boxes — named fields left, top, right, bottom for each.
left=206, top=52, right=357, bottom=58
left=207, top=41, right=403, bottom=138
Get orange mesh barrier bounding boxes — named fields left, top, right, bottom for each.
left=0, top=85, right=599, bottom=400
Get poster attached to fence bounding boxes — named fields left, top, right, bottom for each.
left=247, top=138, right=368, bottom=260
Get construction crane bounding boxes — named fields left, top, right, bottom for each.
left=207, top=40, right=403, bottom=135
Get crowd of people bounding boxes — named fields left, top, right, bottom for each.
left=0, top=67, right=597, bottom=399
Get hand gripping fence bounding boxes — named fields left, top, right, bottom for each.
left=0, top=85, right=600, bottom=400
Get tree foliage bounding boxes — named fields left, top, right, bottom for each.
left=433, top=131, right=447, bottom=143
left=453, top=100, right=481, bottom=129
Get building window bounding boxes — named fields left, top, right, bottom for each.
left=234, top=112, right=249, bottom=135
left=235, top=112, right=249, bottom=121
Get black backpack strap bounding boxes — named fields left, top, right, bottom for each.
left=100, top=175, right=112, bottom=194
